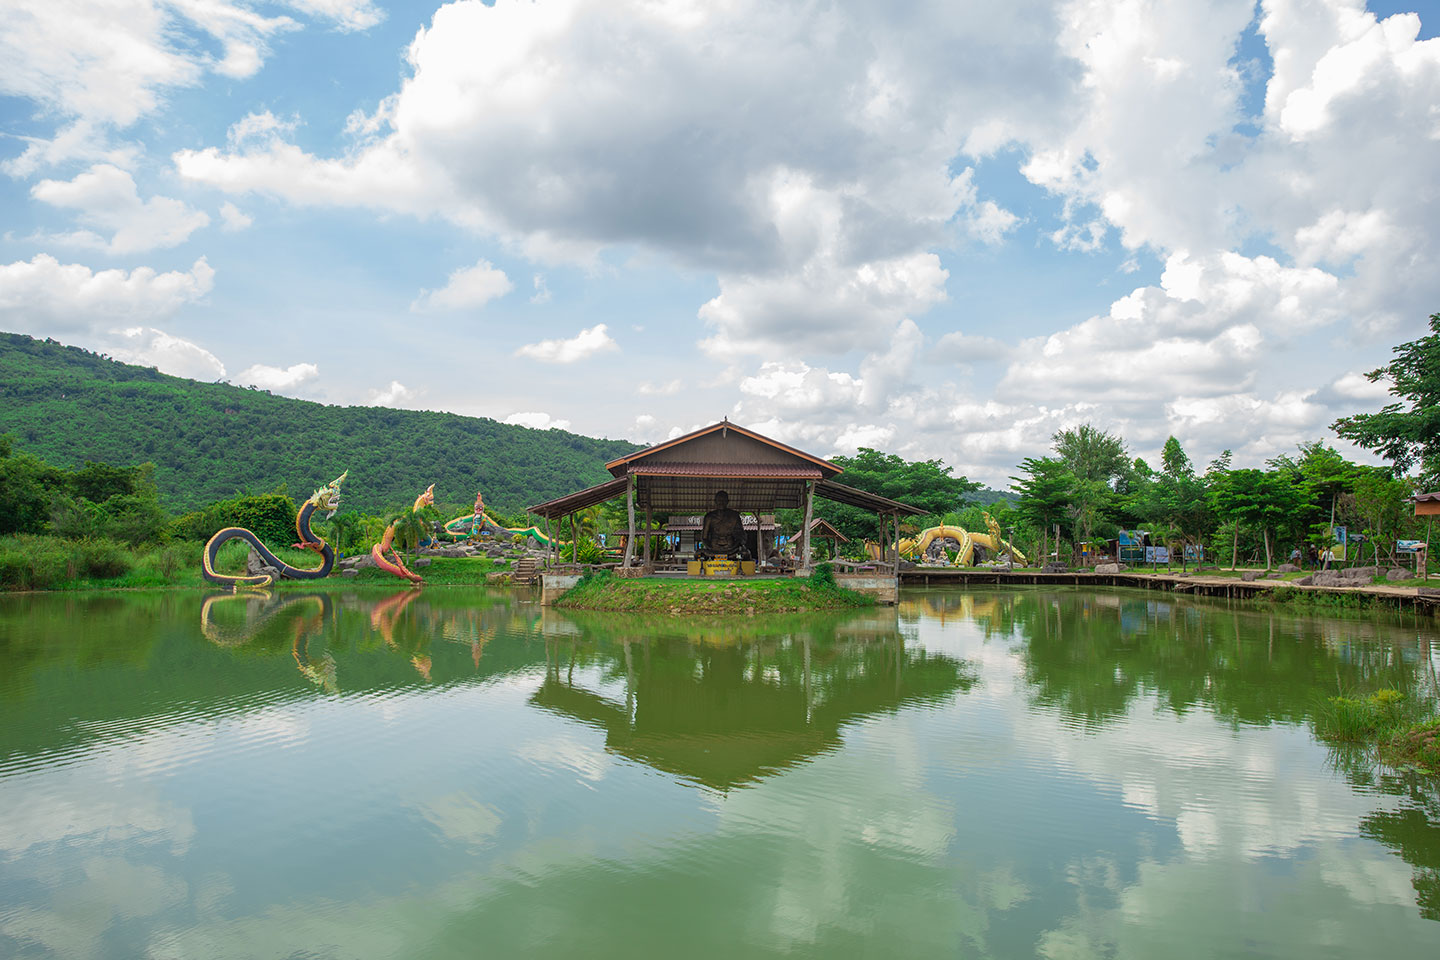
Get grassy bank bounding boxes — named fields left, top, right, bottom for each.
left=0, top=534, right=503, bottom=591
left=1315, top=688, right=1440, bottom=774
left=555, top=567, right=875, bottom=613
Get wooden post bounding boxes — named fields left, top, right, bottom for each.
left=758, top=517, right=767, bottom=570
left=893, top=512, right=902, bottom=588
left=624, top=474, right=637, bottom=567
left=801, top=481, right=815, bottom=572
left=544, top=515, right=552, bottom=567
left=644, top=507, right=652, bottom=564
left=1416, top=518, right=1428, bottom=587
left=571, top=513, right=578, bottom=564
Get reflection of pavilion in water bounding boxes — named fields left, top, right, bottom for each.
left=531, top=610, right=974, bottom=790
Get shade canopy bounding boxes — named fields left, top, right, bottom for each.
left=527, top=419, right=924, bottom=520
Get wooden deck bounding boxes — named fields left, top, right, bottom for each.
left=899, top=567, right=1440, bottom=613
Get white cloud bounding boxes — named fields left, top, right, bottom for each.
left=111, top=326, right=227, bottom=380
left=281, top=0, right=385, bottom=33
left=0, top=254, right=213, bottom=332
left=218, top=201, right=253, bottom=232
left=515, top=324, right=618, bottom=364
left=0, top=1, right=303, bottom=172
left=0, top=2, right=388, bottom=174
left=369, top=380, right=413, bottom=407
left=503, top=411, right=572, bottom=431
left=234, top=361, right=319, bottom=391
left=31, top=164, right=210, bottom=254
left=530, top=273, right=551, bottom=304
left=412, top=259, right=513, bottom=311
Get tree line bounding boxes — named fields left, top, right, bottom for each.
left=820, top=313, right=1440, bottom=571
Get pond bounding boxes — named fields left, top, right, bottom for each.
left=0, top=586, right=1437, bottom=958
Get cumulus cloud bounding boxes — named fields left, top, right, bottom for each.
left=31, top=164, right=210, bottom=253
left=369, top=380, right=413, bottom=407
left=0, top=2, right=383, bottom=173
left=111, top=327, right=227, bottom=380
left=154, top=0, right=1440, bottom=476
left=515, top=324, right=618, bottom=364
left=218, top=201, right=253, bottom=232
left=234, top=361, right=320, bottom=392
left=412, top=259, right=513, bottom=311
left=503, top=411, right=572, bottom=431
left=0, top=254, right=213, bottom=331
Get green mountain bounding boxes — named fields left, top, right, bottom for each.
left=0, top=332, right=639, bottom=515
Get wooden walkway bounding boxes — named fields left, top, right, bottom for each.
left=899, top=568, right=1440, bottom=614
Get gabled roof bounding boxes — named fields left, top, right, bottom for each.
left=606, top=420, right=842, bottom=478
left=806, top=517, right=850, bottom=542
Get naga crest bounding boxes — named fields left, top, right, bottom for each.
left=413, top=484, right=436, bottom=513
left=308, top=471, right=348, bottom=519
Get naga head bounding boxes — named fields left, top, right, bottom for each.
left=308, top=471, right=347, bottom=519
left=413, top=484, right=436, bottom=513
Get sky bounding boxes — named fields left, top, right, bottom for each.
left=1, top=0, right=1437, bottom=487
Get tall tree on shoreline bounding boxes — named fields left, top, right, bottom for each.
left=1051, top=424, right=1127, bottom=555
left=1333, top=312, right=1440, bottom=487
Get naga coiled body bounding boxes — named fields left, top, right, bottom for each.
left=201, top=472, right=347, bottom=588
left=371, top=484, right=435, bottom=584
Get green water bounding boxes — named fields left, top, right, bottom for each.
left=1, top=586, right=1437, bottom=958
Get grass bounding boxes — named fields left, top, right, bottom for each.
left=555, top=567, right=876, bottom=613
left=0, top=534, right=505, bottom=591
left=1314, top=688, right=1440, bottom=774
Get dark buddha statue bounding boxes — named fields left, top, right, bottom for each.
left=698, top=490, right=749, bottom=560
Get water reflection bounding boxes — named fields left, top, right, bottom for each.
left=532, top=609, right=976, bottom=790
left=2, top=586, right=1439, bottom=957
left=904, top=587, right=1435, bottom=729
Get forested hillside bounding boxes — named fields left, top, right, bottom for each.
left=0, top=333, right=638, bottom=513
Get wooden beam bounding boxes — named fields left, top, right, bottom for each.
left=571, top=513, right=579, bottom=564
left=624, top=474, right=637, bottom=567
left=801, top=481, right=815, bottom=572
left=644, top=507, right=652, bottom=564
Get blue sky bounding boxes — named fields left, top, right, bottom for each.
left=2, top=0, right=1438, bottom=485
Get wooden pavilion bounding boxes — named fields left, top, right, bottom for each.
left=527, top=419, right=924, bottom=573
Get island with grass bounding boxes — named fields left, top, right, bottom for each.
left=553, top=565, right=876, bottom=614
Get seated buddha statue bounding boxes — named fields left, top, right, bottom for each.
left=697, top=490, right=749, bottom=560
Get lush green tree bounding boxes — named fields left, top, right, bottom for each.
left=1140, top=437, right=1212, bottom=570
left=813, top=448, right=980, bottom=543
left=1010, top=457, right=1074, bottom=565
left=1350, top=467, right=1413, bottom=566
left=1333, top=312, right=1440, bottom=486
left=1051, top=424, right=1128, bottom=552
left=1212, top=468, right=1307, bottom=569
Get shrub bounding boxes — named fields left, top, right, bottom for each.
left=169, top=493, right=297, bottom=545
left=809, top=561, right=837, bottom=589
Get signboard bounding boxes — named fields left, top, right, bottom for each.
left=1330, top=525, right=1347, bottom=562
left=1397, top=540, right=1425, bottom=554
left=1184, top=544, right=1204, bottom=561
left=1145, top=546, right=1170, bottom=564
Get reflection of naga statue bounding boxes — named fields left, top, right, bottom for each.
left=200, top=591, right=338, bottom=692
left=202, top=472, right=346, bottom=588
left=372, top=485, right=434, bottom=584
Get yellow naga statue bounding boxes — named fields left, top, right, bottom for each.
left=867, top=511, right=1027, bottom=567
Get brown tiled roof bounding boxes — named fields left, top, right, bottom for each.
left=1414, top=492, right=1440, bottom=502
left=527, top=476, right=629, bottom=519
left=628, top=461, right=823, bottom=479
left=605, top=420, right=841, bottom=476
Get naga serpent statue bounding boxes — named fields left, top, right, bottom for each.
left=371, top=484, right=435, bottom=584
left=201, top=471, right=347, bottom=588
